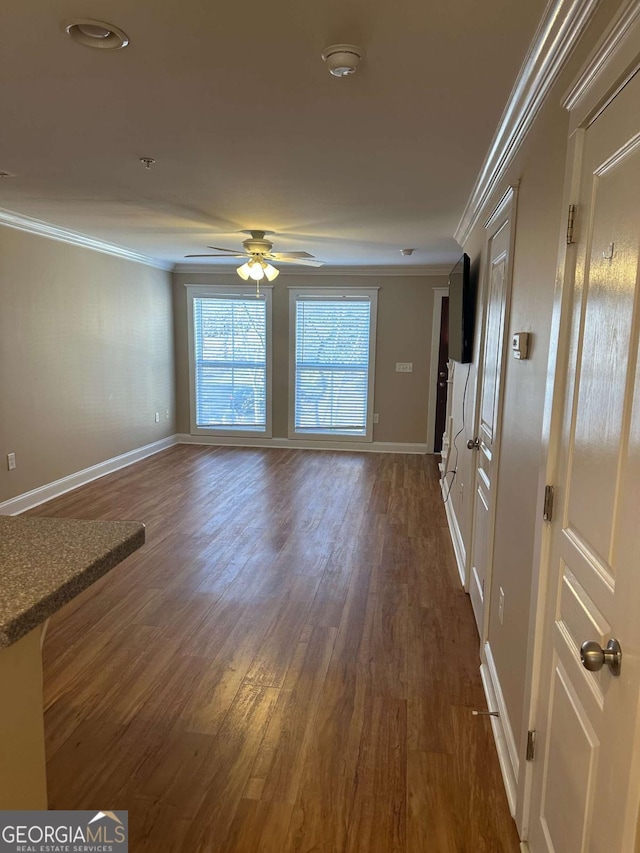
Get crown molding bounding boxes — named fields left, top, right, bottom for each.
left=454, top=0, right=601, bottom=247
left=0, top=208, right=173, bottom=271
left=172, top=263, right=453, bottom=277
left=563, top=0, right=640, bottom=125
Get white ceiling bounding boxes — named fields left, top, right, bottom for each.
left=0, top=0, right=547, bottom=271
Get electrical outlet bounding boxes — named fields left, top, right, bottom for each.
left=395, top=362, right=413, bottom=372
left=155, top=412, right=160, bottom=423
left=7, top=452, right=16, bottom=471
left=165, top=409, right=170, bottom=420
left=498, top=587, right=505, bottom=625
left=373, top=413, right=379, bottom=424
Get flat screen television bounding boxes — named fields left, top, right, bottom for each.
left=448, top=252, right=474, bottom=363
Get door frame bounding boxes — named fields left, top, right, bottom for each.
left=427, top=286, right=450, bottom=453
left=468, top=184, right=518, bottom=646
left=518, top=1, right=640, bottom=839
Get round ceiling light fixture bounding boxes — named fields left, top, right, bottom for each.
left=321, top=44, right=365, bottom=78
left=65, top=19, right=129, bottom=50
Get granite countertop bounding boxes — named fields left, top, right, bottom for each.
left=0, top=516, right=145, bottom=648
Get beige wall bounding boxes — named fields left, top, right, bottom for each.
left=446, top=0, right=623, bottom=753
left=173, top=273, right=445, bottom=444
left=0, top=227, right=175, bottom=504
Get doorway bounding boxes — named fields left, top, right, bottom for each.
left=427, top=286, right=450, bottom=454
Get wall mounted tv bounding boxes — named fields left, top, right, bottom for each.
left=448, top=252, right=475, bottom=364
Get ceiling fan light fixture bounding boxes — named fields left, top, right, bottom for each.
left=248, top=261, right=265, bottom=281
left=195, top=231, right=323, bottom=275
left=65, top=19, right=129, bottom=50
left=236, top=262, right=252, bottom=280
left=263, top=264, right=280, bottom=282
left=322, top=44, right=365, bottom=78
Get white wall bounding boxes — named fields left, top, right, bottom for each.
left=0, top=227, right=175, bottom=503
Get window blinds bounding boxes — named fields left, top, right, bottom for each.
left=193, top=296, right=267, bottom=430
left=294, top=297, right=371, bottom=435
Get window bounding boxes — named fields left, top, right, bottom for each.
left=187, top=286, right=272, bottom=436
left=289, top=288, right=378, bottom=441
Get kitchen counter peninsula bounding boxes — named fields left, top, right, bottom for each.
left=0, top=515, right=145, bottom=808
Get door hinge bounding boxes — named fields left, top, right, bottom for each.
left=526, top=729, right=536, bottom=761
left=566, top=204, right=576, bottom=245
left=543, top=485, right=554, bottom=522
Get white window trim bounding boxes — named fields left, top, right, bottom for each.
left=186, top=284, right=273, bottom=438
left=288, top=287, right=379, bottom=443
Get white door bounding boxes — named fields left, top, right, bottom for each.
left=469, top=190, right=515, bottom=636
left=528, top=72, right=640, bottom=853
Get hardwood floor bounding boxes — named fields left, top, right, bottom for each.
left=31, top=445, right=520, bottom=852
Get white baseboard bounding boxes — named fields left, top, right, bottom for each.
left=0, top=435, right=177, bottom=516
left=481, top=641, right=519, bottom=817
left=176, top=433, right=429, bottom=454
left=441, top=487, right=467, bottom=588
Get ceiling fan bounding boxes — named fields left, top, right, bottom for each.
left=185, top=230, right=324, bottom=285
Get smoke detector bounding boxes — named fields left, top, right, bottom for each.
left=322, top=44, right=365, bottom=78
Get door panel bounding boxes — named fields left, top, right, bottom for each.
left=558, top=568, right=610, bottom=664
left=480, top=253, right=508, bottom=442
left=529, top=72, right=640, bottom=853
left=470, top=479, right=489, bottom=626
left=540, top=661, right=599, bottom=852
left=566, top=147, right=639, bottom=568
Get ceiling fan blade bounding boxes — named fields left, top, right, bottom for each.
left=207, top=245, right=243, bottom=253
left=271, top=256, right=324, bottom=267
left=269, top=251, right=316, bottom=259
left=184, top=253, right=245, bottom=258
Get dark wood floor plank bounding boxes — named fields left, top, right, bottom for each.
left=34, top=446, right=519, bottom=851
left=345, top=694, right=407, bottom=853
left=174, top=600, right=284, bottom=735
left=408, top=750, right=461, bottom=853
left=180, top=682, right=280, bottom=852
left=254, top=625, right=338, bottom=805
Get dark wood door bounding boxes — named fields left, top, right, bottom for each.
left=433, top=296, right=449, bottom=452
